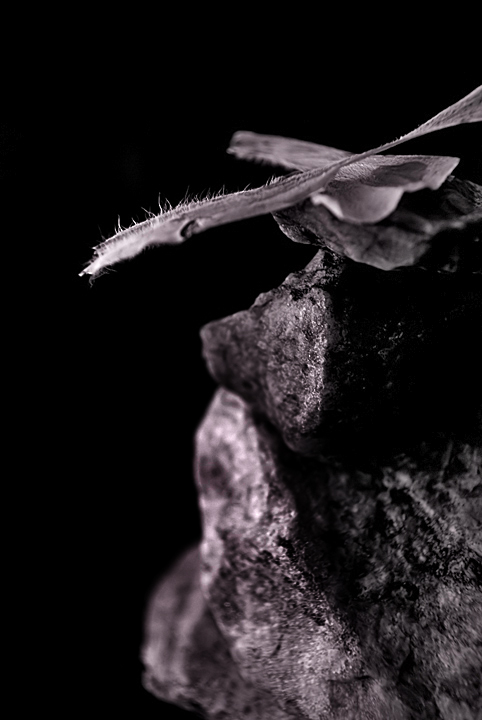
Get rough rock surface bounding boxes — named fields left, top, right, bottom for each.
left=201, top=248, right=481, bottom=456
left=195, top=389, right=481, bottom=719
left=143, top=247, right=482, bottom=719
left=142, top=545, right=297, bottom=719
left=195, top=389, right=409, bottom=719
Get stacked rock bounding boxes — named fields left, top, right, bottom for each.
left=142, top=190, right=481, bottom=719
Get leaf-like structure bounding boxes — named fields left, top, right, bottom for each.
left=230, top=132, right=460, bottom=222
left=227, top=132, right=352, bottom=170
left=311, top=154, right=459, bottom=223
left=273, top=176, right=482, bottom=271
left=80, top=86, right=481, bottom=276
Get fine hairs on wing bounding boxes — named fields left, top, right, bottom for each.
left=80, top=86, right=482, bottom=279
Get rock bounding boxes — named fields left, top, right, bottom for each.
left=142, top=544, right=297, bottom=719
left=194, top=389, right=405, bottom=719
left=144, top=244, right=481, bottom=719
left=194, top=388, right=482, bottom=719
left=201, top=248, right=481, bottom=457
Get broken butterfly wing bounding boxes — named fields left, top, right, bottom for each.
left=229, top=130, right=461, bottom=223
left=80, top=85, right=482, bottom=277
left=273, top=176, right=482, bottom=271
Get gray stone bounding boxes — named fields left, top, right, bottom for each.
left=201, top=248, right=481, bottom=457
left=194, top=388, right=482, bottom=719
left=142, top=544, right=298, bottom=719
left=144, top=238, right=481, bottom=719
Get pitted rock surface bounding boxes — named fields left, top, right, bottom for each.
left=142, top=545, right=298, bottom=719
left=194, top=389, right=482, bottom=719
left=201, top=249, right=481, bottom=456
left=144, top=246, right=481, bottom=719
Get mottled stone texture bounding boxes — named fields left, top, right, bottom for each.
left=195, top=390, right=481, bottom=719
left=195, top=389, right=407, bottom=719
left=144, top=247, right=481, bottom=719
left=142, top=546, right=297, bottom=719
left=201, top=249, right=481, bottom=456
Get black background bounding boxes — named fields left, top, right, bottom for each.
left=4, top=16, right=480, bottom=718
